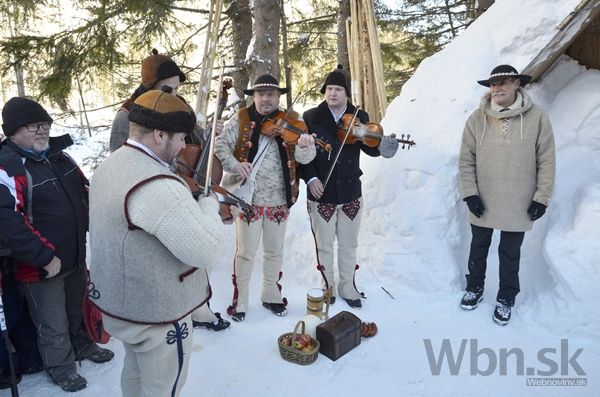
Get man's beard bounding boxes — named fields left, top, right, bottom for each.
left=32, top=138, right=49, bottom=153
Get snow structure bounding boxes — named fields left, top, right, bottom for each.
left=13, top=0, right=599, bottom=396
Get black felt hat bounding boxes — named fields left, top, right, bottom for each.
left=243, top=74, right=288, bottom=96
left=320, top=64, right=351, bottom=96
left=477, top=64, right=531, bottom=87
left=2, top=97, right=53, bottom=137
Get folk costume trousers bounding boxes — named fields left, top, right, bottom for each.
left=465, top=224, right=525, bottom=306
left=308, top=198, right=363, bottom=300
left=103, top=314, right=193, bottom=397
left=191, top=270, right=217, bottom=323
left=22, top=266, right=91, bottom=380
left=230, top=205, right=289, bottom=313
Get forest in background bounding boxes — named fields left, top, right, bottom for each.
left=0, top=0, right=492, bottom=133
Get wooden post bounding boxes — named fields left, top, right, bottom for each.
left=195, top=0, right=224, bottom=127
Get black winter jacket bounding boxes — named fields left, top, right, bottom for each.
left=0, top=135, right=89, bottom=282
left=299, top=101, right=380, bottom=204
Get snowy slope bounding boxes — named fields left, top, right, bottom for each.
left=7, top=0, right=599, bottom=396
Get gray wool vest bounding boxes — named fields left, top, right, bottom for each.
left=89, top=145, right=210, bottom=324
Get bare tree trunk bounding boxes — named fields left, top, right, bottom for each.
left=247, top=0, right=281, bottom=84
left=7, top=12, right=26, bottom=96
left=444, top=0, right=456, bottom=38
left=476, top=0, right=495, bottom=16
left=280, top=0, right=292, bottom=108
left=337, top=0, right=351, bottom=71
left=225, top=0, right=252, bottom=102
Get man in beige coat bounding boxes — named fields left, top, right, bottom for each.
left=458, top=65, right=555, bottom=325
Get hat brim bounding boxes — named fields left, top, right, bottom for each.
left=243, top=87, right=288, bottom=96
left=477, top=74, right=532, bottom=87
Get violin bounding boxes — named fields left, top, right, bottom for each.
left=176, top=73, right=233, bottom=195
left=337, top=113, right=416, bottom=149
left=261, top=111, right=332, bottom=152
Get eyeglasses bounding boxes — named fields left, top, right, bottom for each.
left=25, top=122, right=52, bottom=133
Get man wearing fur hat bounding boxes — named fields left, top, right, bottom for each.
left=90, top=86, right=225, bottom=396
left=459, top=65, right=555, bottom=325
left=215, top=74, right=316, bottom=322
left=0, top=97, right=113, bottom=392
left=299, top=65, right=399, bottom=310
left=110, top=49, right=229, bottom=332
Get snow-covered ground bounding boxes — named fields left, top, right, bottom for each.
left=7, top=0, right=599, bottom=396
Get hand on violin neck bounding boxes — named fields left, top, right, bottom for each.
left=213, top=119, right=224, bottom=136
left=297, top=134, right=315, bottom=148
left=233, top=162, right=253, bottom=178
left=379, top=134, right=399, bottom=158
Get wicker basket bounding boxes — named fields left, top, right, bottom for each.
left=278, top=320, right=320, bottom=365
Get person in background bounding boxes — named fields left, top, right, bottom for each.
left=0, top=97, right=113, bottom=392
left=458, top=64, right=555, bottom=325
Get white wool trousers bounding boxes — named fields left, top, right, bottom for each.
left=231, top=208, right=288, bottom=313
left=103, top=314, right=193, bottom=397
left=191, top=269, right=217, bottom=323
left=307, top=198, right=363, bottom=300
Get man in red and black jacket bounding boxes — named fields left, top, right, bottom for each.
left=0, top=97, right=113, bottom=393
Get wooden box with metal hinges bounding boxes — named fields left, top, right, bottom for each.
left=316, top=310, right=361, bottom=361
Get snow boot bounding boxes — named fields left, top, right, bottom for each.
left=493, top=300, right=512, bottom=326
left=49, top=371, right=87, bottom=392
left=460, top=291, right=483, bottom=310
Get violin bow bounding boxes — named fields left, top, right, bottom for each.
left=323, top=107, right=360, bottom=189
left=203, top=63, right=226, bottom=197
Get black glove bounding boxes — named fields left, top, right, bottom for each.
left=464, top=195, right=485, bottom=218
left=527, top=201, right=547, bottom=221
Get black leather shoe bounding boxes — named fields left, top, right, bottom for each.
left=262, top=302, right=287, bottom=316
left=344, top=298, right=362, bottom=309
left=231, top=312, right=245, bottom=322
left=193, top=312, right=231, bottom=331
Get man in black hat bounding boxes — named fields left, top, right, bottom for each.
left=215, top=74, right=316, bottom=322
left=459, top=64, right=555, bottom=325
left=0, top=97, right=113, bottom=392
left=89, top=87, right=225, bottom=396
left=298, top=65, right=399, bottom=310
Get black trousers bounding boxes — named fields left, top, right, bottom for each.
left=465, top=224, right=525, bottom=306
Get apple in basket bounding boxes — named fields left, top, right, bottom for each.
left=294, top=334, right=313, bottom=351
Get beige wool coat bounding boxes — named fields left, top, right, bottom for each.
left=459, top=88, right=556, bottom=232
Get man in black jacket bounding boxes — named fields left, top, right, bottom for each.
left=300, top=66, right=399, bottom=309
left=0, top=97, right=113, bottom=392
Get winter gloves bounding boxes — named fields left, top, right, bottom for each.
left=527, top=200, right=547, bottom=221
left=464, top=196, right=547, bottom=221
left=464, top=195, right=485, bottom=218
left=378, top=134, right=399, bottom=158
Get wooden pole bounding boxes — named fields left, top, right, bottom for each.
left=195, top=0, right=224, bottom=127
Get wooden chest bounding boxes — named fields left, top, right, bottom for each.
left=316, top=311, right=361, bottom=361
